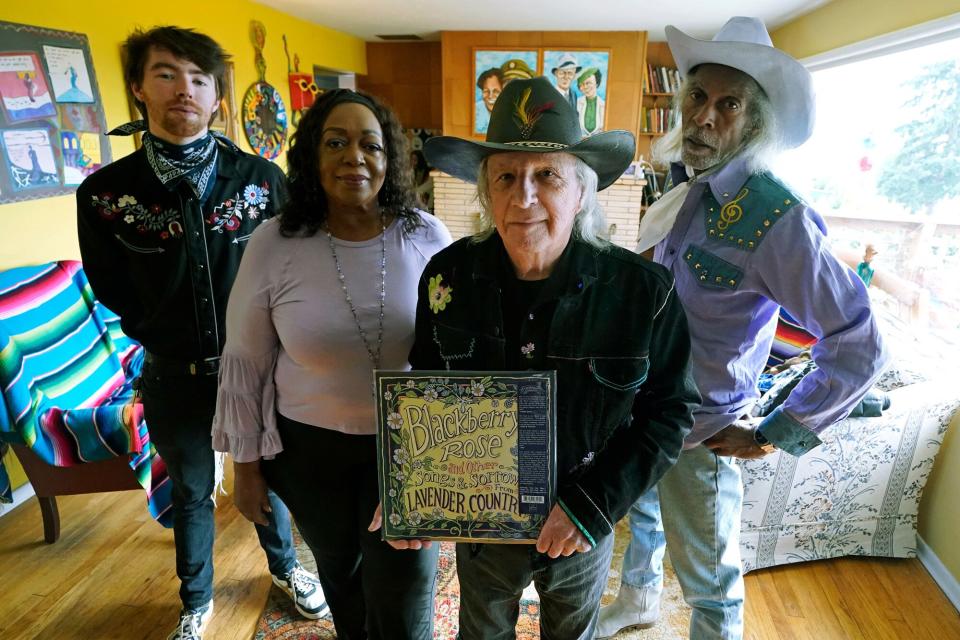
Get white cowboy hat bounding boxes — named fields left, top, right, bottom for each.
left=666, top=16, right=815, bottom=149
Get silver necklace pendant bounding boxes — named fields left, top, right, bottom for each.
left=326, top=213, right=387, bottom=369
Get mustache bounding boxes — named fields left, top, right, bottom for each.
left=167, top=99, right=203, bottom=111
left=683, top=125, right=720, bottom=149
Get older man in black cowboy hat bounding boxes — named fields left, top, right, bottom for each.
left=598, top=17, right=887, bottom=640
left=412, top=77, right=700, bottom=639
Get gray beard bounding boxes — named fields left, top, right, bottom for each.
left=681, top=124, right=755, bottom=172
left=681, top=147, right=737, bottom=171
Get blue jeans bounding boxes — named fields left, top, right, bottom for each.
left=142, top=369, right=297, bottom=610
left=620, top=446, right=744, bottom=640
left=456, top=533, right=614, bottom=640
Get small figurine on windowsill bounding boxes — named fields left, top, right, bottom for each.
left=857, top=244, right=878, bottom=287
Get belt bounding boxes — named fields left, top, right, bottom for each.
left=144, top=352, right=220, bottom=376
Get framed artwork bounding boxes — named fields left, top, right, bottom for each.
left=1, top=128, right=59, bottom=191
left=0, top=52, right=57, bottom=123
left=59, top=130, right=103, bottom=185
left=404, top=127, right=440, bottom=213
left=472, top=49, right=539, bottom=137
left=0, top=21, right=111, bottom=204
left=543, top=49, right=611, bottom=137
left=375, top=371, right=557, bottom=543
left=41, top=46, right=94, bottom=103
left=58, top=103, right=100, bottom=132
left=209, top=61, right=238, bottom=143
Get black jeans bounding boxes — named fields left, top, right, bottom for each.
left=141, top=366, right=297, bottom=610
left=262, top=414, right=439, bottom=640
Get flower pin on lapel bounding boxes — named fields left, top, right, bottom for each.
left=428, top=274, right=453, bottom=314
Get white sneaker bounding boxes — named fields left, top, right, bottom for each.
left=167, top=600, right=213, bottom=640
left=595, top=584, right=661, bottom=638
left=273, top=563, right=330, bottom=619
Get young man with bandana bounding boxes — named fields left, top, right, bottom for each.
left=76, top=26, right=325, bottom=639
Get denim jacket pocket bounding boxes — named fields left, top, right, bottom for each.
left=589, top=356, right=650, bottom=392
left=683, top=244, right=744, bottom=290
left=431, top=322, right=483, bottom=370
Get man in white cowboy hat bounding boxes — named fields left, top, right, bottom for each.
left=597, top=16, right=888, bottom=640
left=551, top=52, right=581, bottom=109
left=414, top=76, right=700, bottom=639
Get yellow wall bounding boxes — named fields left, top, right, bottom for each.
left=773, top=0, right=960, bottom=584
left=772, top=0, right=960, bottom=58
left=919, top=410, right=960, bottom=579
left=0, top=0, right=365, bottom=271
left=0, top=1, right=365, bottom=490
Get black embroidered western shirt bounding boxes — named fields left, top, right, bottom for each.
left=77, top=142, right=287, bottom=364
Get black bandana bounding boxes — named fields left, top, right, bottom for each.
left=109, top=120, right=241, bottom=200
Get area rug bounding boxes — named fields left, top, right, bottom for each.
left=255, top=519, right=690, bottom=639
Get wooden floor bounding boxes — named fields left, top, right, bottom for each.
left=1, top=483, right=958, bottom=640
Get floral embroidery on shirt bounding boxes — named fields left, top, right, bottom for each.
left=243, top=183, right=267, bottom=208
left=521, top=342, right=536, bottom=359
left=90, top=193, right=183, bottom=238
left=208, top=181, right=271, bottom=232
left=428, top=274, right=453, bottom=314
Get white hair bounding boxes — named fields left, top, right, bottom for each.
left=473, top=154, right=610, bottom=249
left=653, top=66, right=783, bottom=175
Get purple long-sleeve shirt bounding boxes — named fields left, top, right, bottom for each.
left=653, top=157, right=889, bottom=456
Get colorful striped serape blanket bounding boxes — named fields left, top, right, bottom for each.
left=766, top=308, right=818, bottom=368
left=0, top=260, right=171, bottom=526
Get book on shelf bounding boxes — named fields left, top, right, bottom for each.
left=644, top=64, right=680, bottom=95
left=640, top=105, right=675, bottom=134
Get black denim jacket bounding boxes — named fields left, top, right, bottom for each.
left=410, top=233, right=699, bottom=542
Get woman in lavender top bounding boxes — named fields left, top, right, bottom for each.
left=212, top=89, right=451, bottom=640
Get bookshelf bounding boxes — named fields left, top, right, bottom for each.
left=636, top=41, right=679, bottom=217
left=638, top=42, right=678, bottom=167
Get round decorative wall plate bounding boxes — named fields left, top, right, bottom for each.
left=241, top=81, right=288, bottom=160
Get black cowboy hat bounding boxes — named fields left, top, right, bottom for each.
left=424, top=77, right=634, bottom=191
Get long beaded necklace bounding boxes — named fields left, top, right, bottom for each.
left=325, top=213, right=387, bottom=368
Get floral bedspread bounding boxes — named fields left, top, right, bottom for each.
left=740, top=379, right=959, bottom=572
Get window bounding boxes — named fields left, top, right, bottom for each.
left=773, top=17, right=960, bottom=361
